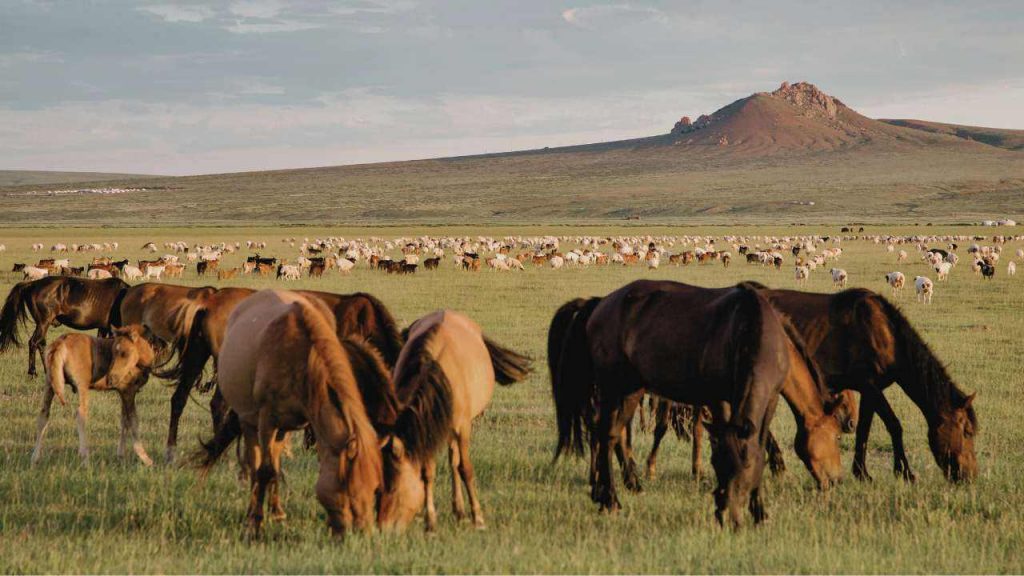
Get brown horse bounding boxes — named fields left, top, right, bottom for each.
left=765, top=288, right=978, bottom=482
left=550, top=280, right=827, bottom=527
left=191, top=290, right=383, bottom=538
left=640, top=315, right=846, bottom=490
left=378, top=310, right=531, bottom=532
left=164, top=288, right=403, bottom=462
left=0, top=276, right=129, bottom=376
left=31, top=325, right=157, bottom=466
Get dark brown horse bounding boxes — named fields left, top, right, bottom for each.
left=550, top=280, right=802, bottom=527
left=764, top=288, right=978, bottom=482
left=1, top=276, right=129, bottom=376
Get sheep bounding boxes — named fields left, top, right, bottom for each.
left=915, top=276, right=934, bottom=304
left=278, top=264, right=301, bottom=280
left=144, top=266, right=165, bottom=280
left=885, top=271, right=906, bottom=296
left=935, top=261, right=952, bottom=281
left=830, top=268, right=848, bottom=288
left=335, top=257, right=355, bottom=274
left=794, top=265, right=810, bottom=285
left=87, top=268, right=112, bottom=280
left=897, top=250, right=908, bottom=262
left=122, top=265, right=144, bottom=281
left=1009, top=261, right=1017, bottom=277
left=550, top=256, right=564, bottom=270
left=23, top=266, right=50, bottom=281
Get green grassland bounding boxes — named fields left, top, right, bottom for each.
left=0, top=225, right=1022, bottom=573
left=2, top=144, right=1023, bottom=226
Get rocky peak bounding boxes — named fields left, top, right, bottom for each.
left=770, top=81, right=840, bottom=120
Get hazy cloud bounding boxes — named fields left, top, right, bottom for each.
left=139, top=4, right=215, bottom=23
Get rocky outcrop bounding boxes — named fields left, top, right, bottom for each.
left=769, top=81, right=841, bottom=120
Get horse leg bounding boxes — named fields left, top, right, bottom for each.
left=455, top=431, right=486, bottom=530
left=852, top=393, right=877, bottom=481
left=645, top=400, right=670, bottom=480
left=30, top=386, right=56, bottom=465
left=765, top=430, right=786, bottom=476
left=210, top=384, right=227, bottom=431
left=449, top=439, right=466, bottom=521
left=120, top=388, right=152, bottom=466
left=749, top=486, right=766, bottom=525
left=267, top=429, right=287, bottom=521
left=423, top=455, right=438, bottom=532
left=617, top=392, right=644, bottom=493
left=242, top=426, right=265, bottom=538
left=165, top=379, right=191, bottom=464
left=866, top=387, right=915, bottom=482
left=75, top=387, right=90, bottom=463
left=692, top=406, right=703, bottom=480
left=27, top=322, right=47, bottom=377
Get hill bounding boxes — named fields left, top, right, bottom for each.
left=1, top=82, right=1021, bottom=226
left=880, top=119, right=1024, bottom=151
left=0, top=170, right=156, bottom=187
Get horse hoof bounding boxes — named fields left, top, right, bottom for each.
left=270, top=510, right=287, bottom=522
left=473, top=520, right=486, bottom=531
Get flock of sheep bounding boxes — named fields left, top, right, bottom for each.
left=4, top=233, right=1021, bottom=304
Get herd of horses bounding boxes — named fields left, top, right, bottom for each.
left=0, top=273, right=978, bottom=535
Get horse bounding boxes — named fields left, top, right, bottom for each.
left=161, top=288, right=403, bottom=462
left=31, top=325, right=157, bottom=466
left=549, top=280, right=825, bottom=528
left=764, top=288, right=978, bottom=482
left=0, top=276, right=129, bottom=376
left=378, top=310, right=531, bottom=532
left=191, top=290, right=383, bottom=538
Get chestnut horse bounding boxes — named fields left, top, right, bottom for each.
left=192, top=290, right=383, bottom=538
left=0, top=276, right=129, bottom=376
left=31, top=325, right=157, bottom=466
left=550, top=280, right=831, bottom=527
left=378, top=310, right=531, bottom=532
left=764, top=288, right=978, bottom=482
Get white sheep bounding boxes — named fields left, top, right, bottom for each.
left=794, top=265, right=810, bottom=284
left=830, top=268, right=848, bottom=288
left=87, top=268, right=112, bottom=280
left=915, top=276, right=934, bottom=304
left=1009, top=261, right=1017, bottom=277
left=885, top=271, right=906, bottom=296
left=23, top=266, right=49, bottom=281
left=935, top=261, right=952, bottom=281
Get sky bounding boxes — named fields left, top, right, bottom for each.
left=1, top=0, right=1021, bottom=175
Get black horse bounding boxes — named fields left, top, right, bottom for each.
left=0, top=276, right=128, bottom=375
left=550, top=280, right=805, bottom=527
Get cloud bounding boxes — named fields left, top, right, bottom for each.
left=228, top=0, right=285, bottom=19
left=224, top=19, right=322, bottom=34
left=560, top=4, right=667, bottom=29
left=138, top=4, right=215, bottom=23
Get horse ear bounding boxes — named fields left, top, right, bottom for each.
left=962, top=393, right=976, bottom=410
left=391, top=437, right=406, bottom=459
left=346, top=437, right=359, bottom=459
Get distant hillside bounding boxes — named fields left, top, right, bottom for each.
left=0, top=170, right=156, bottom=187
left=881, top=119, right=1024, bottom=151
left=1, top=82, right=1021, bottom=226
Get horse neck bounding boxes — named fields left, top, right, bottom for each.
left=894, top=347, right=958, bottom=426
left=780, top=369, right=821, bottom=428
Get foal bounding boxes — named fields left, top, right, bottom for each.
left=31, top=326, right=157, bottom=466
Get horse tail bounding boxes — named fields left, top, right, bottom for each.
left=154, top=294, right=209, bottom=380
left=294, top=297, right=381, bottom=485
left=483, top=336, right=532, bottom=385
left=0, top=281, right=33, bottom=353
left=392, top=324, right=454, bottom=463
left=191, top=409, right=241, bottom=475
left=46, top=338, right=68, bottom=406
left=353, top=292, right=404, bottom=368
left=548, top=297, right=601, bottom=459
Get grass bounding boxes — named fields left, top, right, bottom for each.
left=1, top=142, right=1022, bottom=226
left=0, top=225, right=1022, bottom=573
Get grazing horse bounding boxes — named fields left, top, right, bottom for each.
left=378, top=310, right=531, bottom=532
left=164, top=288, right=403, bottom=462
left=550, top=280, right=813, bottom=527
left=0, top=276, right=129, bottom=376
left=31, top=325, right=157, bottom=466
left=765, top=288, right=978, bottom=482
left=191, top=290, right=382, bottom=537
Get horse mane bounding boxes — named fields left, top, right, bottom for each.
left=348, top=292, right=404, bottom=368
left=295, top=297, right=382, bottom=487
left=719, top=282, right=765, bottom=434
left=871, top=293, right=977, bottom=430
left=391, top=323, right=454, bottom=463
left=339, top=336, right=400, bottom=432
left=777, top=311, right=834, bottom=407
